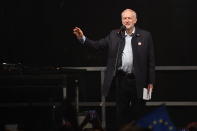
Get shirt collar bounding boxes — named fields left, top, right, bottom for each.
left=125, top=27, right=135, bottom=37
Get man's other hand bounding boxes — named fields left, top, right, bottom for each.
left=73, top=27, right=84, bottom=39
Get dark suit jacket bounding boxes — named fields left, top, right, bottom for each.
left=84, top=27, right=155, bottom=98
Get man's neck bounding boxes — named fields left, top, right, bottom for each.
left=126, top=27, right=134, bottom=35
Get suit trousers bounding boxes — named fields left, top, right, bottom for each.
left=115, top=70, right=146, bottom=129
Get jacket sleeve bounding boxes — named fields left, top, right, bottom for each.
left=84, top=32, right=111, bottom=50
left=147, top=32, right=156, bottom=85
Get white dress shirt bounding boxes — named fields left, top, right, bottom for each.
left=120, top=28, right=135, bottom=73
left=80, top=27, right=135, bottom=73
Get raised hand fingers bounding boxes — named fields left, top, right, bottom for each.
left=73, top=27, right=84, bottom=39
left=73, top=27, right=81, bottom=32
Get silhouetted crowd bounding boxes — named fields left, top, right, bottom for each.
left=1, top=98, right=197, bottom=131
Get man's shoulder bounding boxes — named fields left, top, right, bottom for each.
left=104, top=29, right=119, bottom=37
left=110, top=29, right=119, bottom=34
left=136, top=27, right=151, bottom=35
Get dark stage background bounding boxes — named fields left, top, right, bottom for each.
left=1, top=0, right=197, bottom=66
left=1, top=0, right=197, bottom=130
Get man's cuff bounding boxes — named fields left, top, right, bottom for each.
left=79, top=36, right=86, bottom=44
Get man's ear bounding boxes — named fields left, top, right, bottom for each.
left=134, top=18, right=137, bottom=24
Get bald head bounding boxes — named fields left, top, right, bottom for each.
left=121, top=9, right=137, bottom=19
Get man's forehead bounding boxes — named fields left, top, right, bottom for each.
left=122, top=12, right=135, bottom=17
left=122, top=10, right=135, bottom=16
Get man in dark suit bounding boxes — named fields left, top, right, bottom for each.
left=73, top=9, right=155, bottom=130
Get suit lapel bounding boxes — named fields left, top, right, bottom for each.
left=132, top=28, right=141, bottom=68
left=116, top=35, right=125, bottom=68
left=132, top=28, right=140, bottom=53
